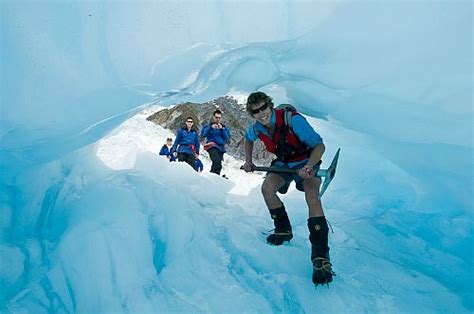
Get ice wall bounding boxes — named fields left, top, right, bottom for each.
left=1, top=1, right=338, bottom=165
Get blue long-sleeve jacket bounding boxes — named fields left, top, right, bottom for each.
left=200, top=123, right=231, bottom=153
left=159, top=145, right=170, bottom=156
left=171, top=128, right=200, bottom=155
left=245, top=109, right=323, bottom=168
left=159, top=144, right=176, bottom=161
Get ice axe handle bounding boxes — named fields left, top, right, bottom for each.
left=239, top=165, right=327, bottom=177
left=239, top=148, right=340, bottom=197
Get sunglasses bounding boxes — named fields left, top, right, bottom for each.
left=250, top=102, right=269, bottom=115
left=186, top=120, right=194, bottom=123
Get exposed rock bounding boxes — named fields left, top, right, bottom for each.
left=146, top=96, right=275, bottom=164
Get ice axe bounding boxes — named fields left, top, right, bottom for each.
left=241, top=148, right=340, bottom=197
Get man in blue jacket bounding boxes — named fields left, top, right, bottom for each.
left=170, top=117, right=200, bottom=169
left=159, top=138, right=177, bottom=162
left=242, top=92, right=334, bottom=286
left=200, top=109, right=231, bottom=175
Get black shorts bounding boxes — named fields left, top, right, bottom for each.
left=269, top=161, right=321, bottom=194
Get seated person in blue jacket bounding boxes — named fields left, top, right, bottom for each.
left=194, top=156, right=204, bottom=172
left=159, top=138, right=177, bottom=161
left=200, top=109, right=231, bottom=175
left=170, top=117, right=200, bottom=168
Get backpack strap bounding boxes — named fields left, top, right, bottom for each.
left=274, top=104, right=311, bottom=162
left=275, top=104, right=298, bottom=129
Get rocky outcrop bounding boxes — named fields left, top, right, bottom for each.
left=146, top=96, right=275, bottom=164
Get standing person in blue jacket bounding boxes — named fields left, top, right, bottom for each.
left=242, top=92, right=334, bottom=286
left=159, top=138, right=177, bottom=161
left=200, top=109, right=231, bottom=175
left=170, top=117, right=200, bottom=169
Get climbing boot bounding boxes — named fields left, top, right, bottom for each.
left=266, top=205, right=293, bottom=245
left=308, top=216, right=334, bottom=285
left=312, top=256, right=334, bottom=285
